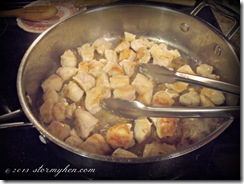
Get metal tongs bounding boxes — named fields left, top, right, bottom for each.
left=100, top=64, right=240, bottom=119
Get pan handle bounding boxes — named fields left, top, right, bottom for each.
left=190, top=0, right=240, bottom=40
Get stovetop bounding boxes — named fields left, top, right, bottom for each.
left=0, top=0, right=241, bottom=180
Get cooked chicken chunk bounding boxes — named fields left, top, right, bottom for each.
left=40, top=99, right=54, bottom=123
left=151, top=118, right=178, bottom=138
left=53, top=101, right=68, bottom=121
left=119, top=60, right=137, bottom=77
left=63, top=81, right=84, bottom=102
left=42, top=89, right=59, bottom=103
left=200, top=88, right=225, bottom=105
left=135, top=47, right=151, bottom=63
left=119, top=49, right=136, bottom=62
left=143, top=142, right=176, bottom=157
left=165, top=82, right=188, bottom=93
left=74, top=108, right=98, bottom=139
left=77, top=43, right=94, bottom=62
left=56, top=67, right=78, bottom=81
left=78, top=61, right=89, bottom=74
left=177, top=64, right=196, bottom=75
left=103, top=61, right=124, bottom=76
left=196, top=64, right=220, bottom=80
left=85, top=86, right=111, bottom=114
left=96, top=73, right=110, bottom=88
left=92, top=37, right=112, bottom=55
left=65, top=103, right=77, bottom=119
left=60, top=50, right=77, bottom=67
left=106, top=123, right=135, bottom=149
left=124, top=32, right=136, bottom=42
left=115, top=41, right=130, bottom=53
left=72, top=73, right=95, bottom=92
left=136, top=90, right=153, bottom=105
left=109, top=75, right=130, bottom=89
left=112, top=148, right=138, bottom=158
left=134, top=118, right=152, bottom=143
left=104, top=49, right=118, bottom=63
left=41, top=74, right=64, bottom=92
left=79, top=133, right=112, bottom=155
left=88, top=60, right=106, bottom=77
left=152, top=90, right=175, bottom=107
left=48, top=121, right=71, bottom=141
left=65, top=135, right=83, bottom=148
left=113, top=85, right=136, bottom=101
left=179, top=91, right=200, bottom=107
left=131, top=38, right=153, bottom=52
left=200, top=94, right=215, bottom=107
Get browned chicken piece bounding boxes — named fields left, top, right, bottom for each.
left=196, top=64, right=220, bottom=80
left=131, top=38, right=153, bottom=52
left=72, top=73, right=96, bottom=92
left=65, top=135, right=84, bottom=148
left=150, top=118, right=178, bottom=138
left=106, top=123, right=135, bottom=149
left=53, top=101, right=68, bottom=121
left=63, top=81, right=84, bottom=102
left=143, top=142, right=176, bottom=157
left=103, top=61, right=125, bottom=76
left=134, top=118, right=152, bottom=143
left=79, top=133, right=112, bottom=155
left=114, top=41, right=130, bottom=53
left=92, top=37, right=112, bottom=55
left=200, top=94, right=215, bottom=107
left=109, top=75, right=130, bottom=89
left=119, top=49, right=136, bottom=62
left=112, top=148, right=138, bottom=158
left=136, top=90, right=153, bottom=106
left=48, top=121, right=71, bottom=141
left=152, top=90, right=175, bottom=107
left=177, top=64, right=196, bottom=75
left=119, top=60, right=137, bottom=77
left=96, top=73, right=110, bottom=88
left=85, top=86, right=111, bottom=114
left=165, top=82, right=189, bottom=93
left=78, top=61, right=89, bottom=74
left=40, top=98, right=54, bottom=124
left=56, top=66, right=78, bottom=81
left=88, top=60, right=106, bottom=77
left=60, top=49, right=77, bottom=67
left=65, top=103, right=77, bottom=119
left=104, top=49, right=118, bottom=63
left=42, top=89, right=59, bottom=103
left=200, top=88, right=225, bottom=105
left=179, top=91, right=200, bottom=107
left=77, top=43, right=94, bottom=62
left=135, top=47, right=151, bottom=63
left=41, top=74, right=64, bottom=92
left=113, top=85, right=136, bottom=101
left=124, top=32, right=136, bottom=42
left=74, top=108, right=98, bottom=139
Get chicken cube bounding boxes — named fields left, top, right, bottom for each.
left=48, top=121, right=71, bottom=141
left=106, top=123, right=135, bottom=149
left=177, top=64, right=196, bottom=75
left=79, top=133, right=112, bottom=155
left=115, top=41, right=130, bottom=53
left=72, top=73, right=95, bottom=92
left=200, top=88, right=225, bottom=105
left=109, top=75, right=130, bottom=89
left=56, top=67, right=78, bottom=81
left=41, top=74, right=64, bottom=92
left=124, top=32, right=136, bottom=42
left=96, top=73, right=110, bottom=88
left=136, top=90, right=153, bottom=105
left=103, top=61, right=124, bottom=76
left=53, top=101, right=68, bottom=121
left=65, top=103, right=77, bottom=119
left=143, top=142, right=176, bottom=157
left=112, top=148, right=138, bottom=158
left=40, top=99, right=54, bottom=124
left=65, top=135, right=83, bottom=148
left=60, top=50, right=77, bottom=67
left=119, top=49, right=136, bottom=62
left=88, top=60, right=106, bottom=77
left=63, top=81, right=84, bottom=102
left=131, top=38, right=153, bottom=52
left=152, top=90, right=175, bottom=107
left=119, top=60, right=137, bottom=77
left=78, top=61, right=89, bottom=74
left=77, top=43, right=94, bottom=62
left=200, top=94, right=215, bottom=107
left=74, top=108, right=98, bottom=139
left=165, top=82, right=188, bottom=93
left=92, top=37, right=112, bottom=55
left=104, top=49, right=118, bottom=63
left=134, top=118, right=152, bottom=143
left=179, top=91, right=200, bottom=107
left=113, top=85, right=136, bottom=101
left=135, top=47, right=151, bottom=63
left=85, top=86, right=111, bottom=114
left=42, top=89, right=59, bottom=103
left=196, top=64, right=213, bottom=77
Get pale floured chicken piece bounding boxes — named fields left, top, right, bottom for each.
left=85, top=86, right=111, bottom=114
left=53, top=101, right=68, bottom=121
left=179, top=91, right=200, bottom=107
left=112, top=148, right=138, bottom=158
left=60, top=50, right=77, bottom=67
left=40, top=99, right=54, bottom=123
left=41, top=74, right=64, bottom=92
left=165, top=82, right=188, bottom=93
left=74, top=108, right=98, bottom=139
left=65, top=135, right=83, bottom=148
left=96, top=73, right=110, bottom=88
left=150, top=118, right=178, bottom=138
left=143, top=142, right=176, bottom=157
left=73, top=73, right=95, bottom=92
left=200, top=94, right=215, bottom=107
left=79, top=133, right=112, bottom=155
left=109, top=75, right=130, bottom=89
left=131, top=38, right=153, bottom=52
left=177, top=64, right=196, bottom=75
left=88, top=60, right=106, bottom=77
left=92, top=37, right=112, bottom=55
left=77, top=61, right=89, bottom=74
left=114, top=41, right=130, bottom=53
left=63, top=81, right=84, bottom=102
left=106, top=123, right=135, bottom=149
left=164, top=88, right=179, bottom=99
left=65, top=103, right=77, bottom=119
left=113, top=85, right=136, bottom=101
left=56, top=67, right=78, bottom=81
left=77, top=43, right=94, bottom=62
left=124, top=32, right=136, bottom=42
left=104, top=49, right=118, bottom=63
left=137, top=90, right=153, bottom=105
left=135, top=47, right=151, bottom=63
left=42, top=89, right=59, bottom=103
left=200, top=88, right=225, bottom=105
left=48, top=121, right=71, bottom=141
left=196, top=64, right=220, bottom=80
left=134, top=118, right=152, bottom=143
left=119, top=60, right=137, bottom=77
left=152, top=90, right=175, bottom=107
left=103, top=61, right=124, bottom=76
left=119, top=49, right=136, bottom=62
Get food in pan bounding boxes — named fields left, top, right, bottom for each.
left=39, top=32, right=226, bottom=158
